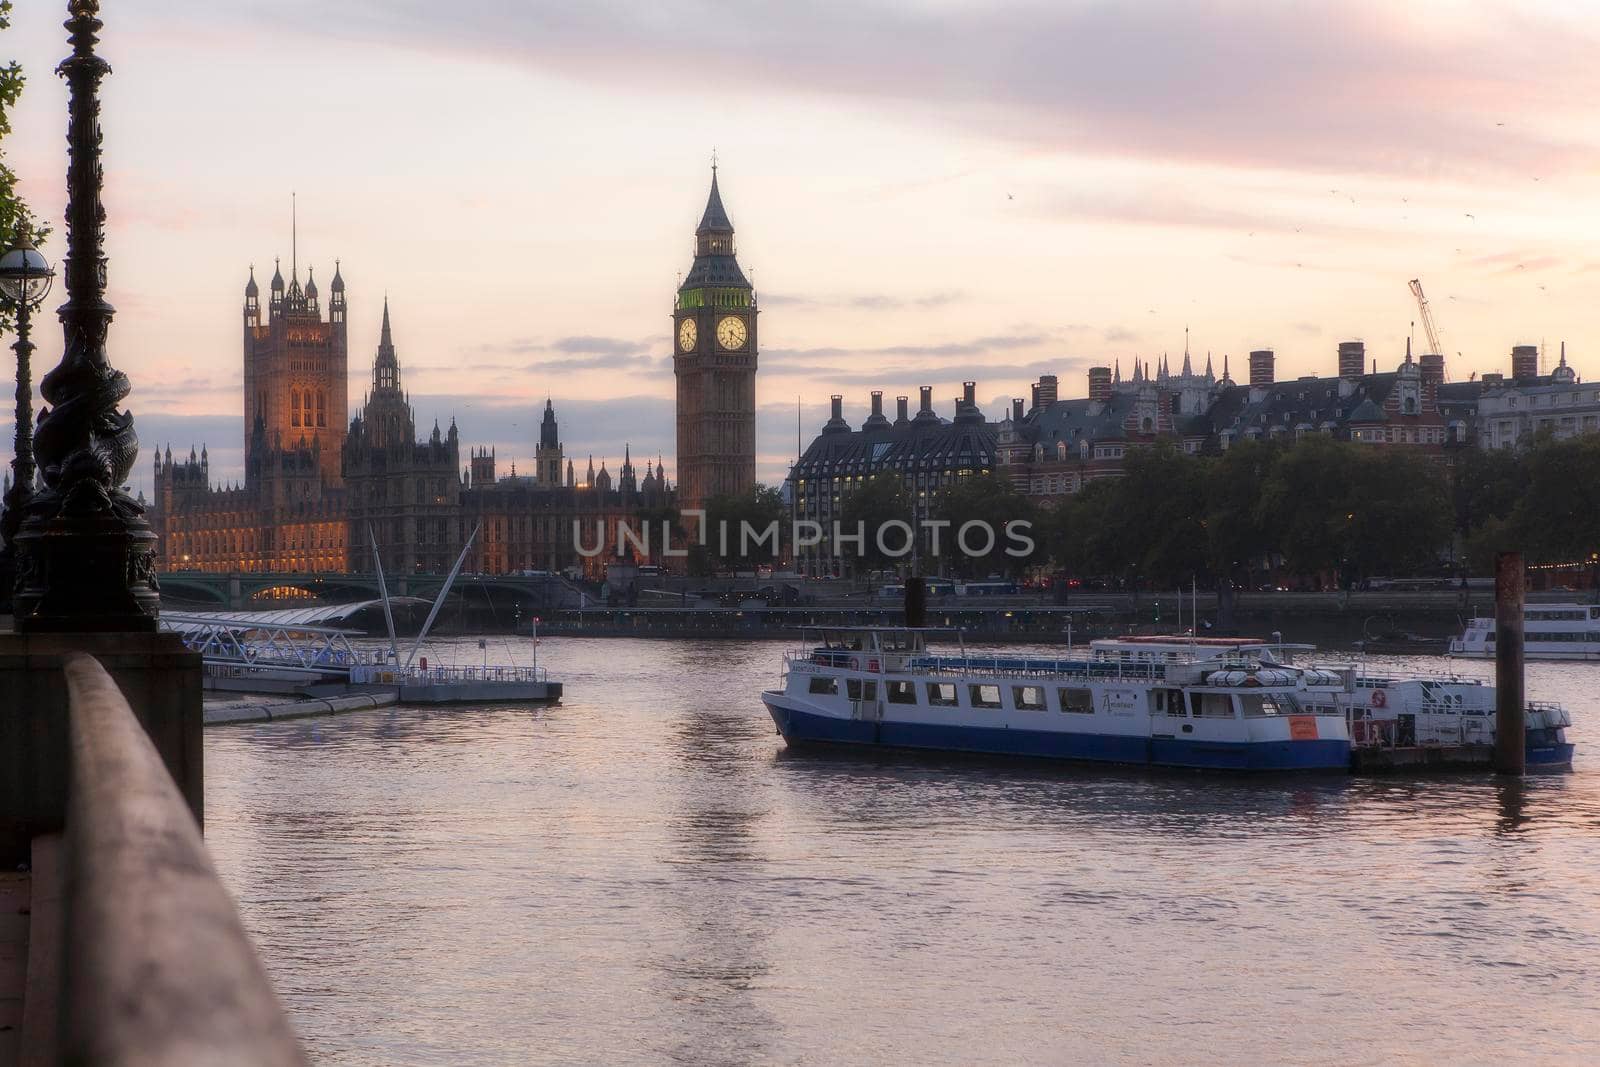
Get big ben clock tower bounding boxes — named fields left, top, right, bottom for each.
left=673, top=163, right=757, bottom=511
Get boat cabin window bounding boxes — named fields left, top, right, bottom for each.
left=927, top=682, right=959, bottom=707
left=886, top=680, right=918, bottom=705
left=1153, top=689, right=1186, bottom=715
left=1239, top=694, right=1298, bottom=717
left=877, top=631, right=922, bottom=652
left=1190, top=692, right=1234, bottom=718
left=808, top=676, right=838, bottom=696
left=846, top=679, right=877, bottom=702
left=1013, top=685, right=1046, bottom=711
left=1058, top=687, right=1094, bottom=713
left=969, top=684, right=1003, bottom=709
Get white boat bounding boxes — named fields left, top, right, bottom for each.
left=761, top=628, right=1353, bottom=771
left=1449, top=603, right=1600, bottom=661
left=1091, top=636, right=1573, bottom=769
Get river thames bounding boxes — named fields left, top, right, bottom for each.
left=205, top=637, right=1600, bottom=1065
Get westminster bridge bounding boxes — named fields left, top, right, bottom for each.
left=157, top=569, right=580, bottom=614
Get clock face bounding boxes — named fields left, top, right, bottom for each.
left=677, top=318, right=697, bottom=352
left=716, top=315, right=748, bottom=350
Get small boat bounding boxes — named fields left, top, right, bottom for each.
left=761, top=628, right=1353, bottom=771
left=1449, top=604, right=1600, bottom=661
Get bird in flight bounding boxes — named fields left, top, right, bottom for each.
left=1007, top=193, right=1014, bottom=200
left=1464, top=213, right=1476, bottom=220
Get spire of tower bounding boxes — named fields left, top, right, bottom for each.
left=1223, top=353, right=1231, bottom=382
left=1182, top=329, right=1193, bottom=377
left=1205, top=351, right=1214, bottom=379
left=1113, top=359, right=1122, bottom=384
left=696, top=160, right=734, bottom=234
left=380, top=295, right=393, bottom=349
left=291, top=191, right=298, bottom=284
left=1405, top=335, right=1413, bottom=364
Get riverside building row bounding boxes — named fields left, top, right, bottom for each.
left=787, top=340, right=1590, bottom=572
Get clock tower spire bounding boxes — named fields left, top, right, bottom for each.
left=673, top=162, right=757, bottom=511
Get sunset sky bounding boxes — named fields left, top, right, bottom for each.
left=3, top=0, right=1599, bottom=493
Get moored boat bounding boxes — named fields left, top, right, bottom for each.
left=1449, top=603, right=1600, bottom=661
left=1089, top=635, right=1574, bottom=770
left=761, top=628, right=1352, bottom=771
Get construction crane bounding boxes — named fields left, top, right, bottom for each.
left=1408, top=278, right=1447, bottom=376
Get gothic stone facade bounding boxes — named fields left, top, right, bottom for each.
left=342, top=300, right=466, bottom=575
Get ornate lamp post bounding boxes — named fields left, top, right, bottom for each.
left=0, top=223, right=55, bottom=603
left=11, top=1, right=158, bottom=631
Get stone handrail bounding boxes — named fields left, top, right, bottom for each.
left=58, top=652, right=305, bottom=1066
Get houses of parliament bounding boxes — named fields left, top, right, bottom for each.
left=149, top=171, right=757, bottom=576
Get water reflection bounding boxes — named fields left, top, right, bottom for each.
left=202, top=637, right=1600, bottom=1066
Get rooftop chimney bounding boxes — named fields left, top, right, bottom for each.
left=1036, top=374, right=1058, bottom=408
left=1088, top=366, right=1112, bottom=402
left=1337, top=341, right=1365, bottom=379
left=1419, top=352, right=1445, bottom=388
left=863, top=390, right=889, bottom=430
left=962, top=381, right=976, bottom=407
left=1011, top=397, right=1024, bottom=423
left=1511, top=344, right=1539, bottom=381
left=823, top=394, right=851, bottom=434
left=1249, top=349, right=1275, bottom=387
left=895, top=395, right=909, bottom=426
left=913, top=385, right=939, bottom=424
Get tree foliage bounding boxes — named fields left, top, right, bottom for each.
left=930, top=472, right=1040, bottom=579
left=838, top=473, right=913, bottom=570
left=1, top=0, right=44, bottom=335
left=1462, top=436, right=1600, bottom=572
left=697, top=485, right=785, bottom=572
left=1042, top=437, right=1458, bottom=587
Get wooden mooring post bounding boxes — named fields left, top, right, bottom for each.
left=1494, top=551, right=1526, bottom=776
left=904, top=577, right=926, bottom=629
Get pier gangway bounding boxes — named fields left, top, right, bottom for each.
left=161, top=612, right=368, bottom=679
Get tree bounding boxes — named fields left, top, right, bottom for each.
left=931, top=472, right=1040, bottom=579
left=1343, top=448, right=1452, bottom=579
left=838, top=474, right=913, bottom=572
left=1516, top=436, right=1600, bottom=564
left=1104, top=444, right=1211, bottom=588
left=1258, top=435, right=1361, bottom=580
left=700, top=485, right=785, bottom=572
left=1, top=0, right=45, bottom=335
left=1451, top=445, right=1525, bottom=543
left=1204, top=438, right=1280, bottom=583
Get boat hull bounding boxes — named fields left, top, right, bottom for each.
left=762, top=692, right=1350, bottom=772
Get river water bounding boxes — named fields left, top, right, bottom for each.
left=205, top=637, right=1600, bottom=1065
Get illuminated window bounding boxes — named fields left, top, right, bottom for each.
left=291, top=390, right=301, bottom=427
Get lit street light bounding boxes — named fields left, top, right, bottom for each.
left=0, top=223, right=55, bottom=608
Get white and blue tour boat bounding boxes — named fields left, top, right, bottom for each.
left=762, top=629, right=1574, bottom=771
left=762, top=629, right=1353, bottom=771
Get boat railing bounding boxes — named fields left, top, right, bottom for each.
left=783, top=649, right=1165, bottom=682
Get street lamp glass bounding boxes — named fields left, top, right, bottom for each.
left=0, top=245, right=56, bottom=303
